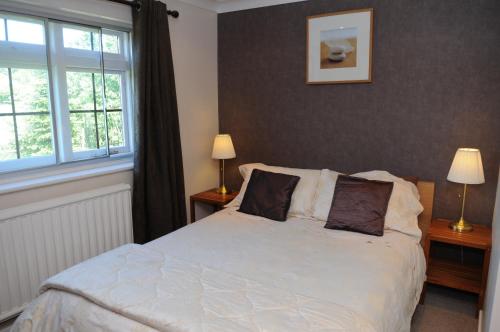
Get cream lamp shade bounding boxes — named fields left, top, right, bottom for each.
left=212, top=134, right=236, bottom=160
left=447, top=148, right=485, bottom=185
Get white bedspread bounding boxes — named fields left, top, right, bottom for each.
left=13, top=208, right=426, bottom=332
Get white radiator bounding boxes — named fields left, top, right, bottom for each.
left=0, top=184, right=133, bottom=322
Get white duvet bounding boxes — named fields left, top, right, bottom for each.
left=13, top=208, right=426, bottom=332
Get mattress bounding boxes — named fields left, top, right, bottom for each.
left=12, top=208, right=426, bottom=332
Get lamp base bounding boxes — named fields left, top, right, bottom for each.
left=449, top=218, right=473, bottom=232
left=216, top=185, right=231, bottom=195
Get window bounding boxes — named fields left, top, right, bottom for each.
left=0, top=13, right=132, bottom=173
left=7, top=18, right=45, bottom=45
left=62, top=26, right=121, bottom=54
left=0, top=68, right=53, bottom=159
left=0, top=19, right=5, bottom=41
left=66, top=71, right=125, bottom=152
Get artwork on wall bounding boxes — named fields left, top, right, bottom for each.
left=306, top=8, right=373, bottom=84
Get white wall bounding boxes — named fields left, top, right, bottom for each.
left=0, top=171, right=133, bottom=210
left=0, top=0, right=219, bottom=220
left=165, top=0, right=220, bottom=221
left=484, top=167, right=500, bottom=331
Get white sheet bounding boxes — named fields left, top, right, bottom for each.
left=13, top=208, right=426, bottom=332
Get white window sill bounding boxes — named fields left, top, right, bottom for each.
left=0, top=158, right=134, bottom=195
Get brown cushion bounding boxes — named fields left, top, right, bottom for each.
left=238, top=169, right=300, bottom=221
left=325, top=175, right=394, bottom=236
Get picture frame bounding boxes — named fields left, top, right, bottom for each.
left=306, top=8, right=373, bottom=84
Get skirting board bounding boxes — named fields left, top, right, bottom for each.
left=478, top=310, right=483, bottom=332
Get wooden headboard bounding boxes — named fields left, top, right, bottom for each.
left=416, top=181, right=435, bottom=245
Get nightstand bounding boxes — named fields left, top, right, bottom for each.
left=189, top=189, right=238, bottom=223
left=424, top=218, right=492, bottom=312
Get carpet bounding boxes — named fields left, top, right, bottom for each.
left=412, top=284, right=478, bottom=332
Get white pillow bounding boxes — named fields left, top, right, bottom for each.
left=352, top=171, right=423, bottom=239
left=311, top=169, right=423, bottom=239
left=311, top=169, right=342, bottom=221
left=227, top=163, right=321, bottom=218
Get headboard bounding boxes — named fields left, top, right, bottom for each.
left=416, top=181, right=435, bottom=245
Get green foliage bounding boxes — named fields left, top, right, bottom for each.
left=63, top=28, right=119, bottom=54
left=17, top=115, right=52, bottom=157
left=0, top=68, right=10, bottom=105
left=0, top=68, right=125, bottom=161
left=0, top=69, right=53, bottom=160
left=12, top=69, right=52, bottom=157
left=67, top=71, right=124, bottom=151
left=1, top=26, right=125, bottom=162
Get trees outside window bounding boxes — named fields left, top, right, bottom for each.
left=0, top=13, right=132, bottom=172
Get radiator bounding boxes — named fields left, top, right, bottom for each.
left=0, top=184, right=133, bottom=322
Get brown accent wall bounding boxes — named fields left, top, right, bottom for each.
left=218, top=0, right=500, bottom=224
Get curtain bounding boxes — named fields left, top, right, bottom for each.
left=132, top=0, right=187, bottom=243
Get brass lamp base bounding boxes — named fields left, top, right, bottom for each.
left=449, top=218, right=473, bottom=232
left=216, top=185, right=231, bottom=195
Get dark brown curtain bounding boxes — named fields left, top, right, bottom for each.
left=132, top=0, right=187, bottom=243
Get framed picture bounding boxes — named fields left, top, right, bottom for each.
left=306, top=8, right=373, bottom=84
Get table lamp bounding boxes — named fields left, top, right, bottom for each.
left=447, top=148, right=485, bottom=232
left=212, top=134, right=236, bottom=194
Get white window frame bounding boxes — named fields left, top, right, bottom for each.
left=0, top=12, right=134, bottom=176
left=0, top=13, right=56, bottom=172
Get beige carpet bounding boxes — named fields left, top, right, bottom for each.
left=412, top=285, right=478, bottom=332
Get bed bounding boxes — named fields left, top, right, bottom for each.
left=12, top=170, right=434, bottom=332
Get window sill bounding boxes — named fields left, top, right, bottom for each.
left=0, top=158, right=134, bottom=195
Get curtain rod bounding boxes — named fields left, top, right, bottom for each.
left=107, top=0, right=180, bottom=18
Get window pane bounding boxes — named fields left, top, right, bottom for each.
left=92, top=32, right=100, bottom=51
left=67, top=71, right=110, bottom=153
left=96, top=111, right=122, bottom=148
left=104, top=74, right=122, bottom=109
left=102, top=34, right=119, bottom=54
left=0, top=116, right=16, bottom=160
left=93, top=74, right=104, bottom=105
left=7, top=19, right=45, bottom=45
left=106, top=112, right=124, bottom=147
left=66, top=71, right=103, bottom=110
left=63, top=27, right=92, bottom=50
left=88, top=32, right=120, bottom=54
left=0, top=19, right=5, bottom=41
left=97, top=112, right=106, bottom=147
left=63, top=27, right=101, bottom=51
left=11, top=69, right=50, bottom=113
left=70, top=112, right=103, bottom=151
left=16, top=114, right=53, bottom=157
left=0, top=68, right=11, bottom=114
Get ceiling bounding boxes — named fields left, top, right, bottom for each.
left=179, top=0, right=307, bottom=13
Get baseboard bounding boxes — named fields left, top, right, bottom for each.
left=478, top=309, right=483, bottom=332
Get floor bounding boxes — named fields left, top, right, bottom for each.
left=0, top=285, right=479, bottom=332
left=412, top=284, right=478, bottom=332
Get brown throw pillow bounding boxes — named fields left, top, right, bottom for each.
left=325, top=175, right=394, bottom=236
left=238, top=169, right=300, bottom=221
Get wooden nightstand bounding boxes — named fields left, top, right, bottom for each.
left=424, top=218, right=492, bottom=312
left=189, top=189, right=238, bottom=223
